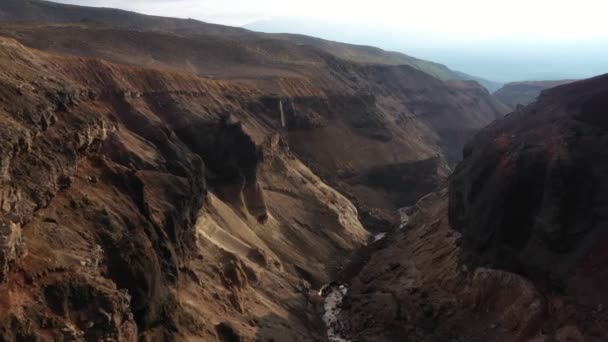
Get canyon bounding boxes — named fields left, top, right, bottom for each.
left=0, top=1, right=605, bottom=341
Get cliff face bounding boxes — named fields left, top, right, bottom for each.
left=450, top=74, right=608, bottom=307
left=341, top=76, right=608, bottom=342
left=0, top=3, right=519, bottom=340
left=0, top=21, right=509, bottom=228
left=0, top=38, right=369, bottom=340
left=493, top=80, right=576, bottom=109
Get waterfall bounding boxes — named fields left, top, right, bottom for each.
left=279, top=100, right=286, bottom=128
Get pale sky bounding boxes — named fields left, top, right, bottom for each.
left=52, top=0, right=608, bottom=41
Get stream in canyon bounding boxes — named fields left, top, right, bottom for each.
left=320, top=206, right=413, bottom=341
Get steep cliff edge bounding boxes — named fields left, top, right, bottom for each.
left=345, top=191, right=548, bottom=341
left=0, top=20, right=509, bottom=228
left=0, top=37, right=368, bottom=340
left=450, top=74, right=608, bottom=307
left=343, top=75, right=608, bottom=342
left=0, top=3, right=524, bottom=340
left=493, top=80, right=576, bottom=109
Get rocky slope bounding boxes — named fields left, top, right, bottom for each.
left=493, top=80, right=576, bottom=109
left=260, top=33, right=503, bottom=90
left=0, top=0, right=247, bottom=36
left=344, top=75, right=608, bottom=341
left=450, top=74, right=608, bottom=308
left=0, top=18, right=509, bottom=227
left=345, top=191, right=549, bottom=341
left=0, top=37, right=370, bottom=340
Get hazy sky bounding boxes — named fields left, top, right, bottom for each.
left=52, top=0, right=608, bottom=82
left=50, top=0, right=608, bottom=39
left=52, top=0, right=608, bottom=39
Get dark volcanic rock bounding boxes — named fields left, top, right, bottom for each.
left=353, top=157, right=444, bottom=208
left=449, top=74, right=608, bottom=304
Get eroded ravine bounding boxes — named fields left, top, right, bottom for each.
left=318, top=204, right=413, bottom=341
left=0, top=37, right=371, bottom=340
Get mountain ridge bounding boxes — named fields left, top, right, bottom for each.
left=493, top=79, right=577, bottom=109
left=342, top=74, right=608, bottom=341
left=1, top=0, right=501, bottom=91
left=0, top=17, right=510, bottom=228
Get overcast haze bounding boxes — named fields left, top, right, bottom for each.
left=52, top=0, right=608, bottom=82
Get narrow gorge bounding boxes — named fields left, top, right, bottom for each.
left=0, top=1, right=605, bottom=341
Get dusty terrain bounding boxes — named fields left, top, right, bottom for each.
left=0, top=28, right=503, bottom=341
left=0, top=0, right=499, bottom=88
left=339, top=74, right=608, bottom=341
left=451, top=74, right=608, bottom=312
left=346, top=190, right=546, bottom=341
left=346, top=188, right=607, bottom=341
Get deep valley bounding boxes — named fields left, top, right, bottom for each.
left=0, top=1, right=605, bottom=341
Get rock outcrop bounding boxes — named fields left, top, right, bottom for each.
left=0, top=2, right=578, bottom=341
left=345, top=190, right=550, bottom=341
left=0, top=37, right=369, bottom=340
left=341, top=76, right=608, bottom=342
left=450, top=74, right=608, bottom=306
left=493, top=80, right=576, bottom=109
left=0, top=218, right=23, bottom=282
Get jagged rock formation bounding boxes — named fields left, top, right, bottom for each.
left=341, top=75, right=608, bottom=342
left=449, top=74, right=608, bottom=337
left=0, top=37, right=371, bottom=340
left=346, top=187, right=606, bottom=341
left=0, top=2, right=510, bottom=227
left=0, top=218, right=24, bottom=282
left=493, top=80, right=576, bottom=109
left=344, top=191, right=548, bottom=341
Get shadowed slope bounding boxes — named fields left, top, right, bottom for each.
left=493, top=80, right=577, bottom=109
left=450, top=74, right=608, bottom=306
left=0, top=37, right=369, bottom=340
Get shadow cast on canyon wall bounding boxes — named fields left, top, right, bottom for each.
left=211, top=295, right=326, bottom=342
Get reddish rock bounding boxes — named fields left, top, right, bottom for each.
left=450, top=74, right=608, bottom=305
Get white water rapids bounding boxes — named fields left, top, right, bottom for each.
left=320, top=284, right=350, bottom=342
left=320, top=206, right=412, bottom=341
